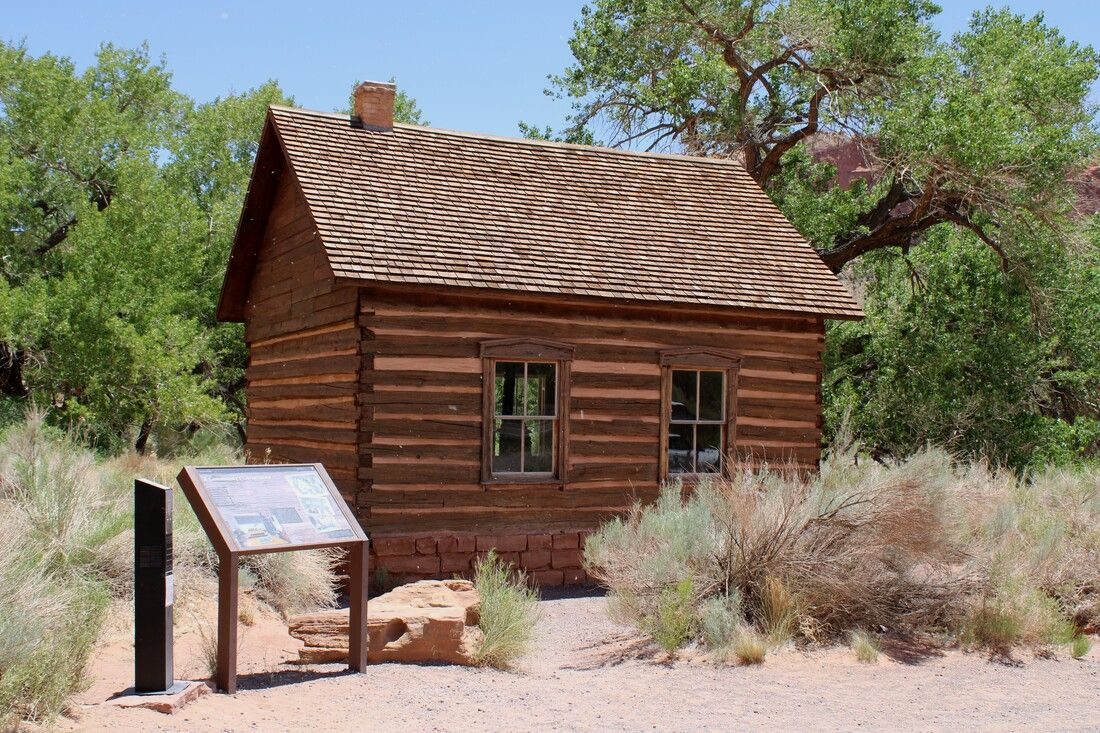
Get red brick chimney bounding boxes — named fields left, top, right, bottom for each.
left=353, top=80, right=396, bottom=130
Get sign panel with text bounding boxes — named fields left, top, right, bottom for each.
left=180, top=464, right=366, bottom=555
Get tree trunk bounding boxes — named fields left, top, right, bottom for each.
left=0, top=343, right=29, bottom=398
left=135, top=417, right=153, bottom=455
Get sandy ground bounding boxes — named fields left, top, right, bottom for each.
left=60, top=588, right=1100, bottom=733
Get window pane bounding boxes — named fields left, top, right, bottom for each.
left=494, top=362, right=524, bottom=417
left=493, top=418, right=522, bottom=472
left=524, top=419, right=555, bottom=473
left=526, top=363, right=556, bottom=417
left=699, top=371, right=725, bottom=421
left=668, top=424, right=694, bottom=473
left=671, top=370, right=697, bottom=421
left=696, top=424, right=723, bottom=473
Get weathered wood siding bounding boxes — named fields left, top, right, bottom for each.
left=357, top=289, right=824, bottom=537
left=242, top=171, right=360, bottom=498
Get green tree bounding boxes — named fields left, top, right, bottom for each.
left=0, top=41, right=290, bottom=450
left=552, top=2, right=1098, bottom=271
left=553, top=2, right=1100, bottom=464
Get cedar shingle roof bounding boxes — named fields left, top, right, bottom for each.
left=221, top=105, right=862, bottom=320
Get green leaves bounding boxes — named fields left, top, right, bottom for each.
left=553, top=2, right=1098, bottom=272
left=823, top=221, right=1100, bottom=467
left=0, top=41, right=294, bottom=449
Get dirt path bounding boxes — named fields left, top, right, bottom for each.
left=65, top=590, right=1100, bottom=732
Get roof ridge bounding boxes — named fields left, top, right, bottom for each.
left=267, top=104, right=748, bottom=168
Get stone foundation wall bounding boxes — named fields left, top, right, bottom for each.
left=369, top=530, right=592, bottom=587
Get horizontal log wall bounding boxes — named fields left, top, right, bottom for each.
left=358, top=289, right=825, bottom=537
left=242, top=171, right=360, bottom=499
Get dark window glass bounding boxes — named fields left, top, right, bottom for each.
left=525, top=419, right=555, bottom=473
left=492, top=418, right=522, bottom=473
left=668, top=426, right=694, bottom=474
left=668, top=368, right=726, bottom=474
left=491, top=361, right=558, bottom=475
left=696, top=424, right=722, bottom=474
left=526, top=362, right=556, bottom=417
left=698, top=371, right=725, bottom=421
left=671, top=369, right=697, bottom=420
left=495, top=362, right=524, bottom=417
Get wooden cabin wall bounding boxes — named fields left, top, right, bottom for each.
left=241, top=172, right=360, bottom=498
left=357, top=289, right=824, bottom=539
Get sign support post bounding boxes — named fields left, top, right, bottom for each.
left=177, top=463, right=369, bottom=693
left=348, top=540, right=368, bottom=671
left=216, top=554, right=240, bottom=693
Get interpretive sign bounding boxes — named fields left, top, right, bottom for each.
left=177, top=464, right=368, bottom=693
left=187, top=465, right=359, bottom=552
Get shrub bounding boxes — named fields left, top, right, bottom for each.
left=1071, top=635, right=1092, bottom=659
left=699, top=592, right=743, bottom=651
left=584, top=447, right=1100, bottom=656
left=848, top=630, right=880, bottom=663
left=645, top=578, right=697, bottom=652
left=473, top=550, right=540, bottom=668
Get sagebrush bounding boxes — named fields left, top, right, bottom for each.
left=584, top=447, right=1100, bottom=657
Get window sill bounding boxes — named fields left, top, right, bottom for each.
left=665, top=472, right=724, bottom=485
left=482, top=475, right=563, bottom=488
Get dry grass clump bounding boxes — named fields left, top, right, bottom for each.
left=0, top=413, right=340, bottom=726
left=472, top=550, right=540, bottom=668
left=585, top=446, right=1100, bottom=660
left=241, top=549, right=341, bottom=618
left=0, top=416, right=111, bottom=726
left=848, top=630, right=881, bottom=663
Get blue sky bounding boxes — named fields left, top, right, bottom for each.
left=6, top=1, right=1100, bottom=137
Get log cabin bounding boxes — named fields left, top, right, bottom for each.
left=217, top=81, right=863, bottom=585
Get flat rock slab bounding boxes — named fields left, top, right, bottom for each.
left=289, top=578, right=483, bottom=665
left=110, top=680, right=210, bottom=714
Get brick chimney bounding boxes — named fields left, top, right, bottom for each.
left=353, top=80, right=396, bottom=130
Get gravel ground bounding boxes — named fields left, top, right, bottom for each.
left=66, top=588, right=1100, bottom=732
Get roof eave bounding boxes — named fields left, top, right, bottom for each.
left=215, top=110, right=287, bottom=323
left=331, top=274, right=864, bottom=321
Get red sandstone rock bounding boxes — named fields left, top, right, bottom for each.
left=476, top=534, right=528, bottom=552
left=527, top=534, right=552, bottom=551
left=520, top=550, right=552, bottom=570
left=380, top=554, right=441, bottom=574
left=530, top=570, right=564, bottom=587
left=563, top=568, right=587, bottom=585
left=288, top=579, right=483, bottom=665
left=372, top=537, right=417, bottom=556
left=440, top=552, right=475, bottom=573
left=552, top=548, right=583, bottom=569
left=552, top=532, right=580, bottom=549
left=415, top=537, right=438, bottom=555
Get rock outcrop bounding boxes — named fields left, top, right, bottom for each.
left=287, top=578, right=483, bottom=665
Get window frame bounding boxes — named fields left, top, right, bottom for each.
left=480, top=338, right=574, bottom=484
left=658, top=348, right=741, bottom=480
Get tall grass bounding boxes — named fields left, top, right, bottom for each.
left=472, top=550, right=540, bottom=668
left=0, top=413, right=340, bottom=726
left=584, top=447, right=1100, bottom=658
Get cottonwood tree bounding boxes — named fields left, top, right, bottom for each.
left=0, top=42, right=288, bottom=449
left=552, top=1, right=1099, bottom=272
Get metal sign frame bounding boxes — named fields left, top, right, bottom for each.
left=177, top=463, right=368, bottom=693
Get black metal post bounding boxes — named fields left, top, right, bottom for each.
left=134, top=478, right=178, bottom=693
